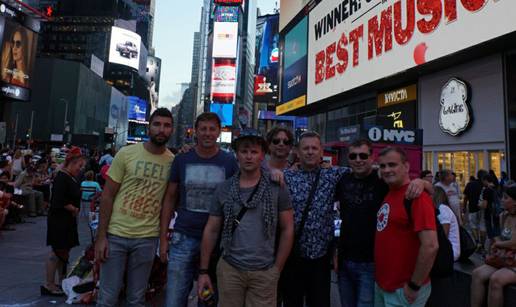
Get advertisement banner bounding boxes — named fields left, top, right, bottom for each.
left=279, top=0, right=310, bottom=31
left=127, top=121, right=149, bottom=143
left=278, top=16, right=308, bottom=114
left=213, top=22, right=238, bottom=58
left=128, top=96, right=148, bottom=122
left=254, top=14, right=280, bottom=104
left=211, top=59, right=236, bottom=103
left=210, top=103, right=234, bottom=127
left=214, top=0, right=243, bottom=5
left=146, top=56, right=161, bottom=111
left=108, top=26, right=142, bottom=70
left=308, top=0, right=516, bottom=105
left=215, top=6, right=239, bottom=22
left=0, top=16, right=38, bottom=100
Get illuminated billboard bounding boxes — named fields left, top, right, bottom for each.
left=215, top=6, right=239, bottom=22
left=0, top=17, right=38, bottom=101
left=109, top=26, right=142, bottom=70
left=211, top=59, right=236, bottom=103
left=213, top=22, right=238, bottom=58
left=210, top=103, right=233, bottom=127
left=128, top=96, right=147, bottom=122
left=214, top=0, right=243, bottom=5
left=254, top=14, right=279, bottom=104
left=127, top=121, right=149, bottom=143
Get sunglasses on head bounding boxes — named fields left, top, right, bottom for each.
left=348, top=153, right=370, bottom=160
left=12, top=40, right=22, bottom=48
left=271, top=138, right=292, bottom=146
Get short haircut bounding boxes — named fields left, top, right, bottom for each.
left=84, top=170, right=95, bottom=181
left=195, top=112, right=221, bottom=129
left=149, top=107, right=173, bottom=124
left=266, top=126, right=294, bottom=145
left=378, top=146, right=408, bottom=163
left=298, top=131, right=321, bottom=145
left=233, top=137, right=268, bottom=153
left=349, top=138, right=373, bottom=154
left=420, top=170, right=432, bottom=179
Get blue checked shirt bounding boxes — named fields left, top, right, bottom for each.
left=284, top=166, right=350, bottom=259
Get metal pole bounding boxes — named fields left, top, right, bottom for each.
left=64, top=100, right=68, bottom=132
left=12, top=113, right=18, bottom=148
left=29, top=111, right=34, bottom=140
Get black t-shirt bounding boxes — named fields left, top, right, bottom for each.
left=335, top=170, right=389, bottom=262
left=482, top=186, right=495, bottom=215
left=464, top=180, right=483, bottom=213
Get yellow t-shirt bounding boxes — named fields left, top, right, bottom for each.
left=107, top=143, right=174, bottom=238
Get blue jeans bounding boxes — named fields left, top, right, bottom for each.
left=166, top=232, right=212, bottom=307
left=338, top=260, right=375, bottom=307
left=97, top=234, right=158, bottom=307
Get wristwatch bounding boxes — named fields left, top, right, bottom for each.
left=408, top=281, right=421, bottom=291
left=199, top=269, right=209, bottom=275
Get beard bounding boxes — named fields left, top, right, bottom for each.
left=150, top=134, right=169, bottom=146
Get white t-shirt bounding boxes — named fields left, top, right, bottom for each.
left=438, top=204, right=461, bottom=261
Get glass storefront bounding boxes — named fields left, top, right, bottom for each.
left=424, top=150, right=504, bottom=193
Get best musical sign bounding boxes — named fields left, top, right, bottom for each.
left=307, top=0, right=516, bottom=105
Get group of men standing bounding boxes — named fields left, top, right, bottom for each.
left=93, top=108, right=440, bottom=307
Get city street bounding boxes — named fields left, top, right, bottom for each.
left=0, top=216, right=341, bottom=307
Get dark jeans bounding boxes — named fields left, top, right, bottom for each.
left=280, top=253, right=331, bottom=307
left=337, top=260, right=375, bottom=307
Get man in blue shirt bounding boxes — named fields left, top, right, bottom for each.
left=159, top=112, right=239, bottom=306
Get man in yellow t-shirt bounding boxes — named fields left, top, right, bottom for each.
left=95, top=108, right=174, bottom=307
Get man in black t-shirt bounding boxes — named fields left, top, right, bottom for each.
left=335, top=139, right=431, bottom=307
left=464, top=170, right=487, bottom=246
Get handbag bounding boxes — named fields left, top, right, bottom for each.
left=485, top=247, right=516, bottom=268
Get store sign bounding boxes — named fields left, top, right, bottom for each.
left=1, top=83, right=29, bottom=100
left=307, top=0, right=516, bottom=105
left=368, top=127, right=422, bottom=145
left=338, top=125, right=360, bottom=142
left=378, top=85, right=417, bottom=108
left=439, top=78, right=471, bottom=136
left=213, top=22, right=238, bottom=58
left=377, top=102, right=417, bottom=129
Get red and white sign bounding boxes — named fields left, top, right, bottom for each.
left=211, top=59, right=236, bottom=102
left=213, top=22, right=239, bottom=58
left=214, top=0, right=243, bottom=5
left=307, top=0, right=516, bottom=105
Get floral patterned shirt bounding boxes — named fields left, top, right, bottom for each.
left=284, top=166, right=351, bottom=259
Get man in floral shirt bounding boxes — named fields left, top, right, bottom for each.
left=281, top=131, right=349, bottom=307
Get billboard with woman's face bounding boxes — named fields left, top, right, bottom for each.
left=1, top=18, right=37, bottom=90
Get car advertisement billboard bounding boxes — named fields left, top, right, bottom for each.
left=109, top=26, right=141, bottom=70
left=213, top=22, right=238, bottom=58
left=307, top=0, right=516, bottom=105
left=210, top=103, right=234, bottom=127
left=0, top=17, right=38, bottom=101
left=127, top=96, right=147, bottom=122
left=277, top=16, right=308, bottom=115
left=254, top=14, right=279, bottom=104
left=211, top=59, right=236, bottom=103
left=215, top=6, right=239, bottom=22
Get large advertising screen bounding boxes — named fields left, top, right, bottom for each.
left=128, top=96, right=147, bottom=122
left=109, top=26, right=142, bottom=70
left=127, top=121, right=149, bottom=143
left=211, top=59, right=236, bottom=103
left=0, top=17, right=38, bottom=101
left=213, top=22, right=238, bottom=58
left=307, top=0, right=516, bottom=105
left=146, top=56, right=161, bottom=112
left=215, top=6, right=239, bottom=22
left=277, top=16, right=308, bottom=114
left=214, top=0, right=243, bottom=5
left=210, top=103, right=233, bottom=127
left=279, top=0, right=310, bottom=31
left=254, top=14, right=279, bottom=104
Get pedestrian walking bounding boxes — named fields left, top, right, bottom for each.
left=280, top=131, right=350, bottom=307
left=197, top=131, right=294, bottom=307
left=335, top=139, right=430, bottom=307
left=374, top=147, right=438, bottom=307
left=95, top=108, right=174, bottom=307
left=464, top=170, right=488, bottom=249
left=43, top=147, right=85, bottom=296
left=159, top=112, right=239, bottom=306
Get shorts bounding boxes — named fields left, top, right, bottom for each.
left=469, top=210, right=486, bottom=232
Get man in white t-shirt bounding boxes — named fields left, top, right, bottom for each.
left=435, top=170, right=462, bottom=224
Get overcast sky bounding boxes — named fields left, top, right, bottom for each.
left=154, top=0, right=279, bottom=110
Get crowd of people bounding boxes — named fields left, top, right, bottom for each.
left=3, top=107, right=515, bottom=307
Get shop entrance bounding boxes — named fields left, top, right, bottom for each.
left=423, top=151, right=504, bottom=193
